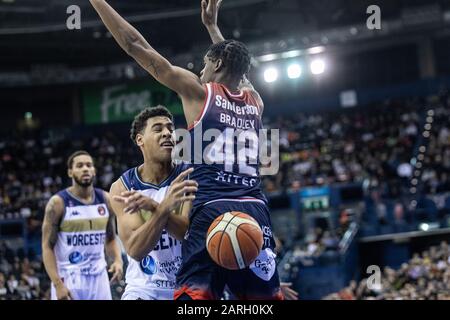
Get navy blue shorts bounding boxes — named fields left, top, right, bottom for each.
left=174, top=198, right=283, bottom=300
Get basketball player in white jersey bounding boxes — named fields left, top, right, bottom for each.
left=42, top=151, right=123, bottom=300
left=109, top=106, right=197, bottom=300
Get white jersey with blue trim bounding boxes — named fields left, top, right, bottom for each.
left=119, top=163, right=188, bottom=299
left=54, top=188, right=109, bottom=276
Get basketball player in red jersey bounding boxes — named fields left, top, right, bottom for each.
left=201, top=0, right=298, bottom=301
left=90, top=0, right=283, bottom=300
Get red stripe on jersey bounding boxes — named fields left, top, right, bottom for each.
left=245, top=90, right=262, bottom=111
left=187, top=83, right=210, bottom=130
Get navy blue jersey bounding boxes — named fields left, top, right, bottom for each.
left=57, top=188, right=106, bottom=208
left=120, top=162, right=190, bottom=192
left=188, top=83, right=267, bottom=212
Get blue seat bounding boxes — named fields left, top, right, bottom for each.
left=416, top=197, right=438, bottom=221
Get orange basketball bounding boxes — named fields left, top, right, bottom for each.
left=206, top=211, right=264, bottom=270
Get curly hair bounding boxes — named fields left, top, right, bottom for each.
left=206, top=40, right=251, bottom=80
left=130, top=106, right=174, bottom=145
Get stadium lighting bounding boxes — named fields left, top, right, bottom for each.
left=264, top=67, right=278, bottom=83
left=310, top=59, right=325, bottom=75
left=287, top=64, right=302, bottom=79
left=419, top=223, right=429, bottom=231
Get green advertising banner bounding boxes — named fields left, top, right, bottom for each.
left=83, top=81, right=183, bottom=124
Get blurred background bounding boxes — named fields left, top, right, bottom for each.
left=1, top=0, right=450, bottom=300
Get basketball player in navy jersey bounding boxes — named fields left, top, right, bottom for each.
left=201, top=0, right=298, bottom=301
left=90, top=0, right=282, bottom=299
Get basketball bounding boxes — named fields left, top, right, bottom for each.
left=206, top=211, right=264, bottom=270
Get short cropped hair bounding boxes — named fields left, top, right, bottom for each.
left=67, top=150, right=92, bottom=169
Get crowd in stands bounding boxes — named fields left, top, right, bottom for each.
left=263, top=90, right=450, bottom=200
left=0, top=241, right=49, bottom=300
left=324, top=241, right=450, bottom=300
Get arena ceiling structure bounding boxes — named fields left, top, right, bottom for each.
left=2, top=0, right=450, bottom=70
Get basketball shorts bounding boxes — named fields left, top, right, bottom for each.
left=174, top=198, right=283, bottom=300
left=121, top=286, right=174, bottom=300
left=51, top=268, right=112, bottom=300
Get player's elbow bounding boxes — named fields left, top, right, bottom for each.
left=127, top=247, right=146, bottom=261
left=124, top=239, right=147, bottom=261
left=41, top=242, right=53, bottom=253
left=123, top=40, right=138, bottom=56
left=123, top=38, right=147, bottom=58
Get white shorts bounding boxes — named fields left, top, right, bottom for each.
left=51, top=268, right=112, bottom=300
left=121, top=286, right=174, bottom=300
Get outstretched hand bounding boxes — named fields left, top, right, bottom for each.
left=201, top=0, right=223, bottom=27
left=108, top=260, right=123, bottom=284
left=280, top=282, right=299, bottom=300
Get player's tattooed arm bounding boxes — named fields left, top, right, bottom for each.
left=202, top=0, right=225, bottom=44
left=41, top=195, right=70, bottom=297
left=42, top=196, right=63, bottom=251
left=89, top=0, right=204, bottom=104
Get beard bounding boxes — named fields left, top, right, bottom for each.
left=73, top=175, right=94, bottom=188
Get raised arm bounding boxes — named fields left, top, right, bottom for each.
left=109, top=180, right=168, bottom=261
left=201, top=0, right=264, bottom=113
left=201, top=0, right=225, bottom=44
left=42, top=195, right=72, bottom=300
left=89, top=0, right=204, bottom=124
